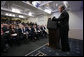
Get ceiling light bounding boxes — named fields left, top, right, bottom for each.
left=32, top=1, right=37, bottom=7
left=5, top=13, right=15, bottom=17
left=9, top=14, right=12, bottom=16
left=46, top=3, right=49, bottom=7
left=63, top=1, right=68, bottom=8
left=19, top=15, right=24, bottom=18
left=28, top=12, right=33, bottom=16
left=44, top=9, right=51, bottom=14
left=12, top=8, right=20, bottom=13
left=56, top=4, right=58, bottom=7
left=12, top=14, right=15, bottom=17
left=5, top=13, right=9, bottom=16
left=32, top=1, right=40, bottom=7
left=63, top=1, right=68, bottom=4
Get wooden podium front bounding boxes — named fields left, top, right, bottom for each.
left=47, top=18, right=60, bottom=49
left=48, top=29, right=60, bottom=49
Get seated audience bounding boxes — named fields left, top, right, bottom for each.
left=1, top=21, right=48, bottom=53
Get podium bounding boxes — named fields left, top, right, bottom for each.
left=47, top=18, right=60, bottom=49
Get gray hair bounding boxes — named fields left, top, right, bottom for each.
left=59, top=5, right=66, bottom=10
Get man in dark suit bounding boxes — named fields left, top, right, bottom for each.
left=2, top=25, right=7, bottom=33
left=52, top=5, right=70, bottom=52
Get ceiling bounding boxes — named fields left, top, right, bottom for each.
left=39, top=1, right=83, bottom=12
left=1, top=1, right=49, bottom=18
left=1, top=1, right=83, bottom=18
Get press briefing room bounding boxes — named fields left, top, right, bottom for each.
left=1, top=1, right=83, bottom=56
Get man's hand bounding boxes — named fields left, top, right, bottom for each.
left=52, top=16, right=57, bottom=21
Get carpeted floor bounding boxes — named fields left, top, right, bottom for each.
left=1, top=37, right=83, bottom=56
left=1, top=37, right=48, bottom=56
left=25, top=38, right=83, bottom=56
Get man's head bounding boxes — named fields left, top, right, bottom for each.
left=58, top=5, right=65, bottom=12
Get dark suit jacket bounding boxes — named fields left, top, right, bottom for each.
left=52, top=10, right=69, bottom=31
left=25, top=27, right=30, bottom=32
left=2, top=26, right=7, bottom=33
left=18, top=28, right=23, bottom=34
left=31, top=27, right=38, bottom=33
